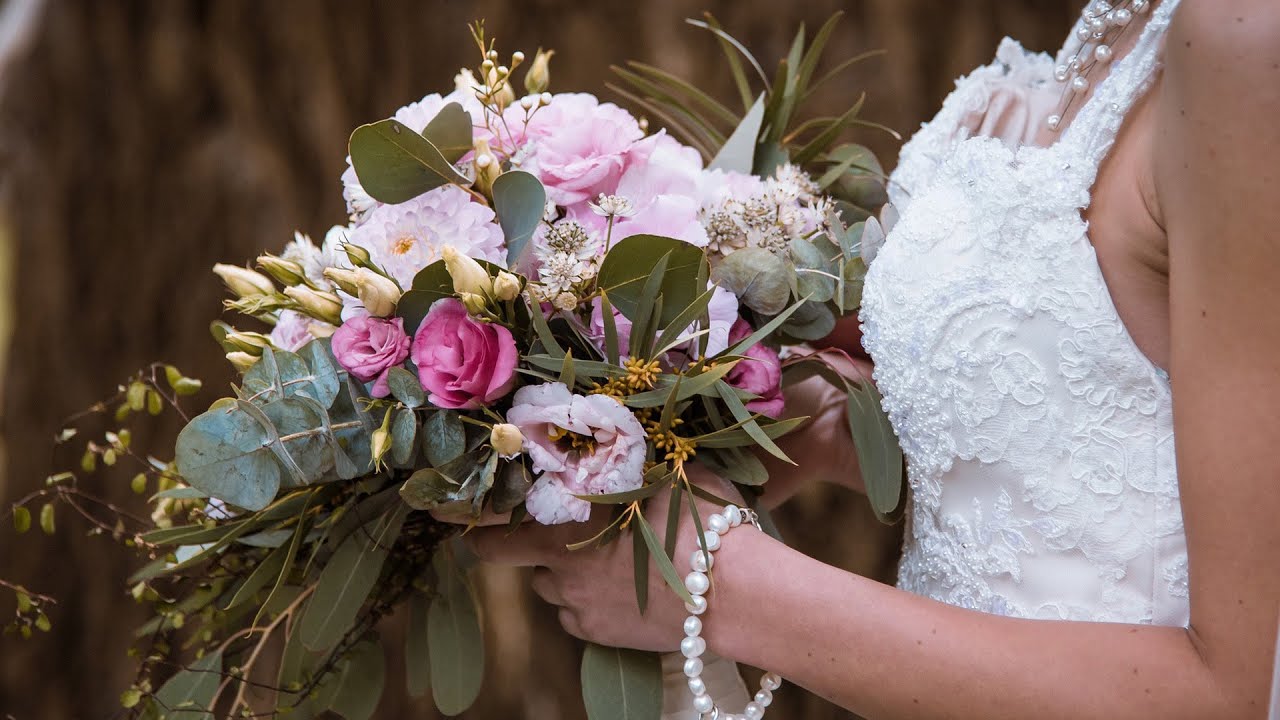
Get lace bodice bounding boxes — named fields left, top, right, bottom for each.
left=860, top=1, right=1189, bottom=626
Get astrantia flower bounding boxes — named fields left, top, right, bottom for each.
left=507, top=382, right=647, bottom=524
left=589, top=194, right=637, bottom=218
left=539, top=253, right=590, bottom=295
left=346, top=185, right=505, bottom=291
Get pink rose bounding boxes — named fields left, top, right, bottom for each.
left=523, top=93, right=645, bottom=208
left=331, top=316, right=412, bottom=398
left=506, top=383, right=648, bottom=524
left=411, top=298, right=518, bottom=409
left=725, top=319, right=785, bottom=418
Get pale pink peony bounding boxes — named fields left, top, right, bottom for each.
left=331, top=316, right=412, bottom=398
left=411, top=298, right=518, bottom=409
left=507, top=382, right=648, bottom=524
left=609, top=132, right=708, bottom=246
left=521, top=93, right=645, bottom=209
left=269, top=310, right=321, bottom=352
left=345, top=185, right=506, bottom=294
left=724, top=318, right=785, bottom=418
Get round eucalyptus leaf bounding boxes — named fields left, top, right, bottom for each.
left=175, top=405, right=280, bottom=511
left=597, top=234, right=709, bottom=327
left=711, top=247, right=791, bottom=316
left=791, top=237, right=836, bottom=303
left=781, top=301, right=837, bottom=341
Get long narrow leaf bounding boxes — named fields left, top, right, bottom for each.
left=626, top=62, right=739, bottom=127
left=633, top=512, right=693, bottom=604
left=651, top=286, right=717, bottom=362
left=600, top=291, right=621, bottom=366
left=632, top=525, right=649, bottom=614
left=714, top=382, right=795, bottom=464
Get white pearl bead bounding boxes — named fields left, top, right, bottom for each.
left=683, top=657, right=704, bottom=677
left=1112, top=7, right=1132, bottom=24
left=1094, top=44, right=1113, bottom=62
left=1054, top=64, right=1069, bottom=81
left=680, top=635, right=706, bottom=658
left=690, top=548, right=713, bottom=573
left=1088, top=17, right=1105, bottom=32
left=755, top=689, right=774, bottom=707
left=688, top=677, right=707, bottom=695
left=685, top=595, right=707, bottom=615
left=1046, top=114, right=1062, bottom=130
left=1133, top=0, right=1149, bottom=13
left=692, top=694, right=714, bottom=713
left=1076, top=24, right=1092, bottom=40
left=723, top=504, right=742, bottom=526
left=761, top=672, right=782, bottom=691
left=707, top=513, right=730, bottom=535
left=702, top=530, right=721, bottom=552
left=1070, top=75, right=1090, bottom=93
left=684, top=571, right=710, bottom=596
left=684, top=616, right=703, bottom=637
left=744, top=702, right=765, bottom=720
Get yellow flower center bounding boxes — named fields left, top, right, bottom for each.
left=547, top=425, right=597, bottom=456
left=393, top=235, right=417, bottom=255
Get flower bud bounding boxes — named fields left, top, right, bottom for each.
left=460, top=292, right=489, bottom=316
left=342, top=242, right=375, bottom=269
left=284, top=286, right=344, bottom=325
left=472, top=138, right=501, bottom=195
left=224, top=331, right=271, bottom=355
left=371, top=409, right=393, bottom=470
left=490, top=423, right=524, bottom=458
left=553, top=291, right=578, bottom=312
left=256, top=254, right=307, bottom=286
left=213, top=264, right=275, bottom=299
left=524, top=48, right=554, bottom=95
left=225, top=351, right=258, bottom=373
left=442, top=245, right=493, bottom=296
left=354, top=268, right=402, bottom=317
left=493, top=271, right=521, bottom=301
left=307, top=322, right=336, bottom=340
left=323, top=267, right=362, bottom=296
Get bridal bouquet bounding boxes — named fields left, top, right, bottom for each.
left=6, top=15, right=901, bottom=720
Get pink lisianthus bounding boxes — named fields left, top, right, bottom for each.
left=269, top=310, right=321, bottom=352
left=522, top=93, right=645, bottom=209
left=411, top=299, right=518, bottom=409
left=506, top=383, right=648, bottom=524
left=725, top=318, right=785, bottom=418
left=330, top=316, right=412, bottom=398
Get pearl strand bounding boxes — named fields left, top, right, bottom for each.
left=1047, top=0, right=1152, bottom=131
left=680, top=505, right=782, bottom=720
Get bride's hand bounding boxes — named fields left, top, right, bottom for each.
left=463, top=465, right=744, bottom=652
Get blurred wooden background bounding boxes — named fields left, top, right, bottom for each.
left=0, top=1, right=1077, bottom=718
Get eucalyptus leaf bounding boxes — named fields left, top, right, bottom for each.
left=633, top=512, right=693, bottom=605
left=386, top=367, right=425, bottom=408
left=399, top=468, right=458, bottom=511
left=491, top=460, right=533, bottom=514
left=175, top=403, right=280, bottom=512
left=420, top=102, right=474, bottom=162
left=847, top=382, right=906, bottom=521
left=423, top=411, right=465, bottom=467
left=328, top=639, right=386, bottom=720
left=701, top=447, right=769, bottom=486
left=390, top=407, right=418, bottom=466
left=153, top=649, right=222, bottom=720
left=428, top=548, right=484, bottom=716
left=493, top=170, right=546, bottom=267
left=842, top=256, right=867, bottom=310
left=791, top=238, right=836, bottom=303
left=580, top=644, right=663, bottom=720
left=711, top=247, right=791, bottom=316
left=348, top=118, right=469, bottom=204
left=781, top=301, right=837, bottom=341
left=299, top=503, right=409, bottom=651
left=597, top=235, right=709, bottom=327
left=406, top=591, right=431, bottom=698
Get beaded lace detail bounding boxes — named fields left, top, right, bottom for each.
left=861, top=0, right=1189, bottom=625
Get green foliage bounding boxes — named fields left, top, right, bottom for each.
left=846, top=379, right=907, bottom=522
left=597, top=235, right=709, bottom=328
left=710, top=247, right=791, bottom=316
left=153, top=649, right=222, bottom=720
left=580, top=644, right=663, bottom=720
left=428, top=545, right=484, bottom=715
left=347, top=104, right=472, bottom=204
left=328, top=639, right=386, bottom=720
left=492, top=170, right=547, bottom=266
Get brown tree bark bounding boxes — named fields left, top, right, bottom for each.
left=0, top=2, right=1077, bottom=718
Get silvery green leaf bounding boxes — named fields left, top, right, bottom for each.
left=423, top=411, right=465, bottom=468
left=386, top=366, right=425, bottom=408
left=419, top=102, right=474, bottom=163
left=842, top=256, right=867, bottom=310
left=790, top=237, right=836, bottom=304
left=259, top=397, right=334, bottom=485
left=491, top=460, right=532, bottom=515
left=153, top=649, right=222, bottom=720
left=711, top=247, right=791, bottom=316
left=861, top=215, right=885, bottom=265
left=390, top=407, right=418, bottom=466
left=781, top=300, right=836, bottom=341
left=493, top=170, right=547, bottom=267
left=580, top=644, right=663, bottom=720
left=428, top=547, right=484, bottom=715
left=597, top=235, right=709, bottom=328
left=349, top=117, right=469, bottom=204
left=175, top=403, right=280, bottom=511
left=847, top=382, right=906, bottom=522
left=329, top=639, right=386, bottom=720
left=399, top=468, right=458, bottom=511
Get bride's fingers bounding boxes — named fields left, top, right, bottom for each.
left=556, top=607, right=585, bottom=640
left=429, top=507, right=519, bottom=527
left=530, top=567, right=564, bottom=605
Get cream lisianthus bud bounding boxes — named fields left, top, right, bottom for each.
left=284, top=286, right=344, bottom=325
left=342, top=242, right=375, bottom=270
left=454, top=67, right=481, bottom=96
left=225, top=351, right=258, bottom=373
left=323, top=267, right=361, bottom=296
left=459, top=292, right=489, bottom=316
left=371, top=409, right=393, bottom=471
left=256, top=254, right=307, bottom=286
left=490, top=423, right=524, bottom=458
left=493, top=271, right=521, bottom=301
left=354, top=268, right=401, bottom=317
left=442, top=245, right=493, bottom=296
left=224, top=331, right=271, bottom=355
left=524, top=48, right=554, bottom=95
left=213, top=264, right=275, bottom=299
left=472, top=138, right=501, bottom=195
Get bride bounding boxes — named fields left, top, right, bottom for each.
left=462, top=0, right=1280, bottom=716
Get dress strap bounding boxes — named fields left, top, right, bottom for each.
left=1060, top=0, right=1182, bottom=184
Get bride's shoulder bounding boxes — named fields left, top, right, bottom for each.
left=1166, top=0, right=1280, bottom=75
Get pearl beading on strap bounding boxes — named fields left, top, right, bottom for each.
left=1047, top=0, right=1152, bottom=130
left=680, top=505, right=781, bottom=720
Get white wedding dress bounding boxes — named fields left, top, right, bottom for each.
left=663, top=2, right=1189, bottom=715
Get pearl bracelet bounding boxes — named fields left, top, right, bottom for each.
left=679, top=504, right=782, bottom=720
